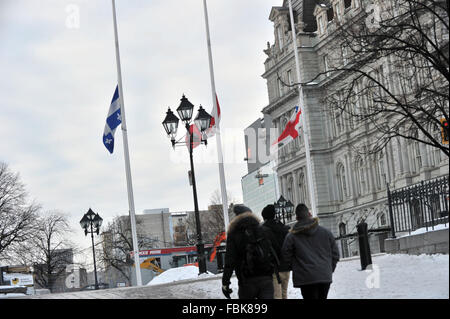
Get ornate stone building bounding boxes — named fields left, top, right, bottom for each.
left=261, top=0, right=448, bottom=256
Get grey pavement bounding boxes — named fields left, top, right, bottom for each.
left=23, top=273, right=225, bottom=299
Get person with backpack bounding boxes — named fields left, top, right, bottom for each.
left=282, top=203, right=340, bottom=300
left=221, top=204, right=279, bottom=299
left=261, top=204, right=291, bottom=299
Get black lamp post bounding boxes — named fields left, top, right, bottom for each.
left=162, top=95, right=212, bottom=275
left=80, top=208, right=103, bottom=290
left=274, top=196, right=295, bottom=224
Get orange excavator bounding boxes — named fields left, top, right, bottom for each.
left=138, top=257, right=164, bottom=274
left=209, top=231, right=226, bottom=262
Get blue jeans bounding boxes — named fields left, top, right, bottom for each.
left=238, top=276, right=274, bottom=299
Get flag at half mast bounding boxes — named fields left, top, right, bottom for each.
left=103, top=85, right=121, bottom=154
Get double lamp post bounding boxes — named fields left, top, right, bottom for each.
left=162, top=95, right=212, bottom=275
left=80, top=208, right=103, bottom=290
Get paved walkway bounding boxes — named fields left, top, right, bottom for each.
left=25, top=274, right=225, bottom=299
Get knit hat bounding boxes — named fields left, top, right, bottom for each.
left=261, top=204, right=276, bottom=220
left=233, top=204, right=252, bottom=216
left=295, top=203, right=311, bottom=220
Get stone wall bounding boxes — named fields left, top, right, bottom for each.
left=385, top=228, right=449, bottom=255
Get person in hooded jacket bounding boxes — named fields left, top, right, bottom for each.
left=222, top=204, right=275, bottom=299
left=282, top=203, right=340, bottom=300
left=261, top=204, right=291, bottom=299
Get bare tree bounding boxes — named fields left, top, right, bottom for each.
left=14, top=211, right=75, bottom=291
left=184, top=190, right=236, bottom=245
left=98, top=217, right=155, bottom=283
left=325, top=0, right=448, bottom=156
left=0, top=162, right=40, bottom=260
left=280, top=0, right=449, bottom=156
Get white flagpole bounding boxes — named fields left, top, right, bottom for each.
left=288, top=0, right=318, bottom=217
left=111, top=0, right=142, bottom=286
left=202, top=0, right=229, bottom=230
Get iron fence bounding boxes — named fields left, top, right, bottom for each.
left=387, top=175, right=449, bottom=238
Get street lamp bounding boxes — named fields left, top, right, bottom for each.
left=162, top=94, right=212, bottom=275
left=80, top=208, right=103, bottom=290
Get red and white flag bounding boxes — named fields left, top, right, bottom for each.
left=270, top=106, right=302, bottom=154
left=205, top=94, right=221, bottom=138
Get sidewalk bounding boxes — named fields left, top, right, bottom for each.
left=24, top=253, right=449, bottom=299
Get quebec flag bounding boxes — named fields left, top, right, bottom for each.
left=103, top=85, right=121, bottom=154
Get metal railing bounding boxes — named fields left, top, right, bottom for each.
left=387, top=175, right=449, bottom=238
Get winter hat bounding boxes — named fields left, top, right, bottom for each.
left=261, top=204, right=276, bottom=220
left=233, top=204, right=252, bottom=216
left=295, top=203, right=311, bottom=221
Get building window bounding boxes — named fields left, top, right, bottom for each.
left=327, top=7, right=334, bottom=22
left=298, top=172, right=307, bottom=205
left=378, top=213, right=387, bottom=226
left=318, top=15, right=325, bottom=35
left=287, top=69, right=293, bottom=86
left=355, top=157, right=367, bottom=196
left=276, top=25, right=284, bottom=49
left=375, top=152, right=387, bottom=189
left=414, top=142, right=422, bottom=171
left=337, top=162, right=348, bottom=200
left=344, top=0, right=352, bottom=10
left=278, top=79, right=284, bottom=97
left=323, top=54, right=330, bottom=77
left=335, top=112, right=342, bottom=135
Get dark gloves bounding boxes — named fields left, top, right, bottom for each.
left=222, top=284, right=233, bottom=299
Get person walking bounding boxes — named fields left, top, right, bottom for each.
left=222, top=204, right=277, bottom=299
left=261, top=204, right=291, bottom=299
left=282, top=203, right=340, bottom=300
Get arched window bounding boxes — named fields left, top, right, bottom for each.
left=287, top=176, right=294, bottom=203
left=339, top=222, right=347, bottom=236
left=378, top=213, right=387, bottom=226
left=298, top=171, right=308, bottom=206
left=375, top=151, right=387, bottom=190
left=336, top=162, right=348, bottom=201
left=355, top=157, right=367, bottom=196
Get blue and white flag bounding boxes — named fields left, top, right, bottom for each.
left=103, top=85, right=122, bottom=153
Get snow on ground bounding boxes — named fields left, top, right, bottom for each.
left=147, top=265, right=216, bottom=286
left=147, top=254, right=449, bottom=299
left=398, top=223, right=448, bottom=238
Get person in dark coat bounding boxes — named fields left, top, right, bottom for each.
left=282, top=203, right=340, bottom=300
left=222, top=204, right=275, bottom=299
left=261, top=204, right=291, bottom=299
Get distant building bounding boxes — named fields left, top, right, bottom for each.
left=241, top=115, right=280, bottom=218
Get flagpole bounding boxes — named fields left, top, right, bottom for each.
left=111, top=0, right=142, bottom=286
left=202, top=0, right=229, bottom=230
left=288, top=0, right=318, bottom=217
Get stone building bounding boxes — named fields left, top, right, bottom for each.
left=261, top=0, right=449, bottom=257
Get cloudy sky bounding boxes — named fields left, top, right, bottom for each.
left=0, top=0, right=277, bottom=259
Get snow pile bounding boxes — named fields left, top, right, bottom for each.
left=147, top=266, right=216, bottom=286
left=399, top=223, right=448, bottom=238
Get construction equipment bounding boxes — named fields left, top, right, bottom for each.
left=138, top=257, right=164, bottom=274
left=209, top=231, right=227, bottom=262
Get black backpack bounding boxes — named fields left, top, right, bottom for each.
left=241, top=225, right=280, bottom=280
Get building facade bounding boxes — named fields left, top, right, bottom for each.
left=262, top=0, right=449, bottom=257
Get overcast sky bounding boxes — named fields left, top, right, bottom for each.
left=0, top=0, right=277, bottom=259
